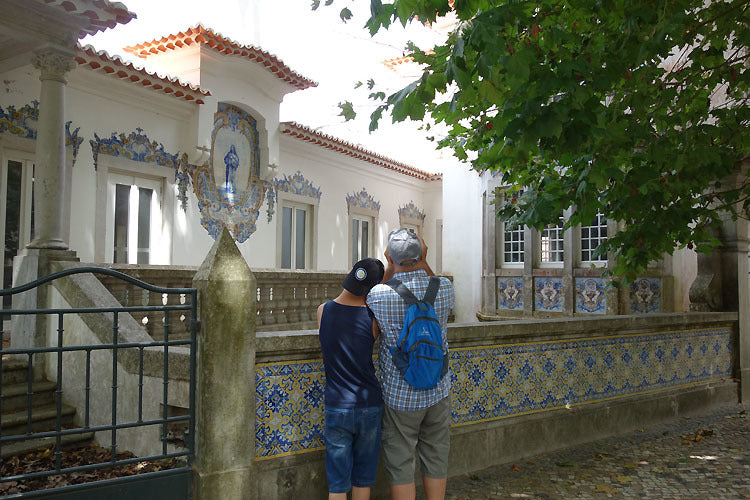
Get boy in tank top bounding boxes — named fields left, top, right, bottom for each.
left=317, top=258, right=385, bottom=500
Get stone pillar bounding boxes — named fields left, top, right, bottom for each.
left=562, top=209, right=575, bottom=315
left=193, top=228, right=257, bottom=499
left=27, top=46, right=76, bottom=250
left=523, top=226, right=535, bottom=316
left=605, top=219, right=619, bottom=315
left=737, top=217, right=750, bottom=402
left=481, top=186, right=497, bottom=314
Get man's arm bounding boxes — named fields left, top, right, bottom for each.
left=416, top=235, right=434, bottom=276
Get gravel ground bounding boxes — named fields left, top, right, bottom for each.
left=439, top=404, right=750, bottom=500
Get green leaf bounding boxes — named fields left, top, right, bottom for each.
left=338, top=101, right=356, bottom=121
left=339, top=7, right=352, bottom=22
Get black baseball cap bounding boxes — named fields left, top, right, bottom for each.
left=342, top=258, right=385, bottom=296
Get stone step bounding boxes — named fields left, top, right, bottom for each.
left=1, top=358, right=31, bottom=386
left=0, top=431, right=94, bottom=459
left=1, top=404, right=76, bottom=438
left=1, top=380, right=57, bottom=413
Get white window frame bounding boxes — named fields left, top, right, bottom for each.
left=350, top=213, right=374, bottom=266
left=0, top=150, right=35, bottom=291
left=580, top=210, right=608, bottom=266
left=94, top=157, right=174, bottom=265
left=500, top=221, right=525, bottom=268
left=276, top=191, right=317, bottom=270
left=348, top=205, right=378, bottom=267
left=539, top=215, right=564, bottom=268
left=106, top=172, right=163, bottom=265
left=278, top=199, right=312, bottom=270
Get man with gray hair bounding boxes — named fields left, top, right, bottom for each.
left=366, top=228, right=454, bottom=500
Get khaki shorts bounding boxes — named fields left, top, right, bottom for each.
left=381, top=397, right=451, bottom=484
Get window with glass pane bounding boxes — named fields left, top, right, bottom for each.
left=351, top=215, right=371, bottom=265
left=3, top=161, right=23, bottom=307
left=113, top=184, right=130, bottom=263
left=280, top=202, right=309, bottom=269
left=541, top=216, right=564, bottom=263
left=136, top=187, right=152, bottom=264
left=503, top=223, right=524, bottom=264
left=581, top=210, right=608, bottom=261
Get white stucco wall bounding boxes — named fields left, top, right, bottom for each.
left=442, top=162, right=483, bottom=323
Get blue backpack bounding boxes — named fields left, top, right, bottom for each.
left=387, top=277, right=448, bottom=390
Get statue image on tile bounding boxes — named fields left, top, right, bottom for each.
left=192, top=103, right=266, bottom=242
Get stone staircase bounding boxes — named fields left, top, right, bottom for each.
left=1, top=357, right=93, bottom=458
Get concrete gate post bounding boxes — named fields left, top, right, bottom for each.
left=193, top=228, right=257, bottom=499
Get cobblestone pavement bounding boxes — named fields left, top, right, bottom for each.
left=441, top=404, right=750, bottom=500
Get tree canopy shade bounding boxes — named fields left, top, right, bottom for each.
left=322, top=0, right=750, bottom=281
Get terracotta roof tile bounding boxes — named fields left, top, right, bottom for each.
left=76, top=44, right=211, bottom=103
left=36, top=0, right=136, bottom=36
left=280, top=122, right=441, bottom=182
left=123, top=25, right=317, bottom=91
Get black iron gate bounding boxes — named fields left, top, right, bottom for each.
left=0, top=266, right=196, bottom=499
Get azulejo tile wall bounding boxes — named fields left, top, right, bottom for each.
left=534, top=277, right=563, bottom=312
left=575, top=277, right=606, bottom=314
left=630, top=277, right=662, bottom=313
left=255, top=360, right=325, bottom=460
left=497, top=277, right=523, bottom=310
left=254, top=327, right=732, bottom=459
left=450, top=327, right=731, bottom=426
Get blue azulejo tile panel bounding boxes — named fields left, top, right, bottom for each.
left=575, top=277, right=606, bottom=314
left=450, top=327, right=732, bottom=426
left=497, top=277, right=523, bottom=310
left=255, top=360, right=325, bottom=460
left=534, top=278, right=563, bottom=312
left=630, top=277, right=662, bottom=313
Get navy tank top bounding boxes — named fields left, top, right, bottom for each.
left=318, top=301, right=383, bottom=408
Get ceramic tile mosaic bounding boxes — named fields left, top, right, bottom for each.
left=255, top=327, right=732, bottom=459
left=575, top=277, right=606, bottom=314
left=450, top=327, right=731, bottom=426
left=630, top=277, right=662, bottom=313
left=255, top=360, right=325, bottom=460
left=193, top=103, right=265, bottom=242
left=346, top=187, right=380, bottom=213
left=535, top=277, right=563, bottom=312
left=497, top=277, right=523, bottom=310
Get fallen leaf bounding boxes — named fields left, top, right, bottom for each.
left=511, top=464, right=521, bottom=472
left=555, top=461, right=576, bottom=467
left=624, top=463, right=639, bottom=469
left=595, top=484, right=618, bottom=494
left=616, top=475, right=633, bottom=483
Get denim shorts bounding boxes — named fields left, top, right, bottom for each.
left=324, top=405, right=384, bottom=493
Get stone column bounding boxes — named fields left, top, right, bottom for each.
left=193, top=228, right=257, bottom=499
left=27, top=46, right=76, bottom=250
left=523, top=226, right=535, bottom=316
left=562, top=209, right=575, bottom=315
left=481, top=185, right=497, bottom=314
left=737, top=217, right=750, bottom=402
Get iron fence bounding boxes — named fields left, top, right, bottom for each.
left=0, top=266, right=197, bottom=498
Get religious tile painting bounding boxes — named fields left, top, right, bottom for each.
left=254, top=327, right=732, bottom=459
left=534, top=277, right=563, bottom=312
left=497, top=277, right=523, bottom=310
left=193, top=103, right=267, bottom=242
left=575, top=277, right=606, bottom=314
left=630, top=277, right=662, bottom=314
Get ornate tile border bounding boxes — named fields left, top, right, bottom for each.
left=450, top=327, right=732, bottom=426
left=630, top=277, right=662, bottom=314
left=497, top=277, right=523, bottom=310
left=0, top=101, right=83, bottom=165
left=575, top=277, right=606, bottom=314
left=266, top=171, right=322, bottom=222
left=398, top=201, right=426, bottom=223
left=89, top=127, right=191, bottom=210
left=253, top=327, right=733, bottom=460
left=535, top=277, right=563, bottom=312
left=346, top=187, right=380, bottom=214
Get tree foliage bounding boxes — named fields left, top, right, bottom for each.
left=321, top=0, right=750, bottom=281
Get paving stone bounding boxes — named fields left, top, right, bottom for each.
left=441, top=404, right=750, bottom=500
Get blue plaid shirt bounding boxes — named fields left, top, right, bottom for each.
left=366, top=270, right=454, bottom=411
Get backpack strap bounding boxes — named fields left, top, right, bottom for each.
left=386, top=279, right=418, bottom=307
left=422, top=277, right=441, bottom=307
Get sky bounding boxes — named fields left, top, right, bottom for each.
left=84, top=0, right=458, bottom=172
